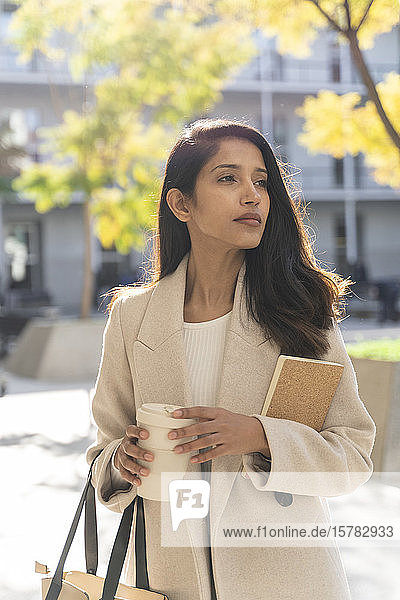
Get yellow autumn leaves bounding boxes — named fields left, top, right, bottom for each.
left=296, top=72, right=400, bottom=188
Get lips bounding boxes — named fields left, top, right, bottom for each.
left=234, top=213, right=262, bottom=223
left=235, top=218, right=259, bottom=222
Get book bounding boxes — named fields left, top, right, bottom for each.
left=240, top=355, right=344, bottom=477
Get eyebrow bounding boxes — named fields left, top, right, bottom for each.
left=210, top=163, right=268, bottom=175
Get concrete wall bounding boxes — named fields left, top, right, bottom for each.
left=42, top=204, right=87, bottom=309
left=363, top=202, right=400, bottom=280
left=308, top=202, right=337, bottom=269
left=203, top=90, right=262, bottom=131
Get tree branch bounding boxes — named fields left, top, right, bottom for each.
left=306, top=0, right=345, bottom=35
left=355, top=0, right=375, bottom=33
left=343, top=0, right=352, bottom=30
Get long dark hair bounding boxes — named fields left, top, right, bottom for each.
left=106, top=117, right=353, bottom=359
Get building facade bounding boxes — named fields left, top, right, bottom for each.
left=0, top=2, right=399, bottom=315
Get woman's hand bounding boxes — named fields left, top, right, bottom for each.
left=114, top=425, right=153, bottom=486
left=168, top=406, right=270, bottom=464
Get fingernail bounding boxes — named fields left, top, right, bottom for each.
left=169, top=431, right=177, bottom=439
left=139, top=431, right=147, bottom=438
left=173, top=410, right=183, bottom=417
left=140, top=468, right=148, bottom=475
left=144, top=453, right=153, bottom=460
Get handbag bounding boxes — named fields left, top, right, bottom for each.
left=35, top=450, right=169, bottom=600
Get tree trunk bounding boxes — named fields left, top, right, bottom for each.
left=80, top=196, right=94, bottom=319
left=346, top=29, right=400, bottom=152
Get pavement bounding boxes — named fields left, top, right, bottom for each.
left=338, top=315, right=400, bottom=344
left=1, top=314, right=400, bottom=600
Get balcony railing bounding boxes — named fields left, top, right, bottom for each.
left=2, top=36, right=397, bottom=89
left=284, top=165, right=391, bottom=191
left=232, top=53, right=398, bottom=86
left=0, top=46, right=113, bottom=80
left=0, top=47, right=70, bottom=74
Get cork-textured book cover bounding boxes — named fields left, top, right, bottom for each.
left=240, top=355, right=344, bottom=478
left=263, top=355, right=344, bottom=431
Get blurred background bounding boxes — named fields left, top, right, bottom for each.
left=0, top=1, right=399, bottom=599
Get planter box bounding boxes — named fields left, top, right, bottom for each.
left=350, top=356, right=400, bottom=486
left=4, top=317, right=106, bottom=381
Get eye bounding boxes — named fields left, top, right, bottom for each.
left=218, top=175, right=268, bottom=188
left=218, top=175, right=236, bottom=182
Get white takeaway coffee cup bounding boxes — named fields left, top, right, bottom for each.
left=136, top=403, right=198, bottom=501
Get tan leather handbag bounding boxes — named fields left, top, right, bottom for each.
left=36, top=451, right=168, bottom=600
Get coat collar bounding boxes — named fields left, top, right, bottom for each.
left=137, top=251, right=269, bottom=350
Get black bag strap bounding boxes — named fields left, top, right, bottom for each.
left=84, top=479, right=98, bottom=575
left=135, top=486, right=149, bottom=590
left=100, top=497, right=135, bottom=599
left=44, top=453, right=100, bottom=600
left=44, top=449, right=150, bottom=600
left=83, top=455, right=149, bottom=591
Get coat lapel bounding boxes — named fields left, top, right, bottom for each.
left=133, top=251, right=281, bottom=534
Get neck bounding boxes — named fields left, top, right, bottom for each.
left=184, top=248, right=245, bottom=309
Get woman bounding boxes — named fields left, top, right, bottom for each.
left=86, top=118, right=376, bottom=600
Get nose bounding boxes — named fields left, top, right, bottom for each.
left=241, top=181, right=262, bottom=204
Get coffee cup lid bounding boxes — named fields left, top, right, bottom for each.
left=137, top=403, right=198, bottom=427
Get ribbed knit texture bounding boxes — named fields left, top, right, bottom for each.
left=183, top=310, right=232, bottom=600
left=182, top=311, right=232, bottom=408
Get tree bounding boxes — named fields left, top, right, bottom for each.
left=215, top=0, right=400, bottom=189
left=8, top=0, right=257, bottom=317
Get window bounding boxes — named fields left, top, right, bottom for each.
left=1, top=2, right=21, bottom=71
left=333, top=157, right=344, bottom=187
left=329, top=41, right=341, bottom=82
left=4, top=222, right=42, bottom=290
left=354, top=153, right=362, bottom=188
left=271, top=50, right=284, bottom=81
left=1, top=2, right=18, bottom=13
left=273, top=116, right=289, bottom=161
left=273, top=116, right=287, bottom=146
left=334, top=213, right=364, bottom=276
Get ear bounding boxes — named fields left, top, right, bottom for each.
left=166, top=188, right=191, bottom=223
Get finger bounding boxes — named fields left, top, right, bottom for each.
left=126, top=425, right=149, bottom=439
left=173, top=433, right=219, bottom=454
left=119, top=452, right=142, bottom=474
left=168, top=422, right=216, bottom=440
left=171, top=406, right=219, bottom=420
left=120, top=450, right=151, bottom=475
left=120, top=454, right=152, bottom=480
left=117, top=463, right=141, bottom=486
left=122, top=439, right=153, bottom=459
left=190, top=445, right=222, bottom=464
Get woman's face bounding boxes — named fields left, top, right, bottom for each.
left=177, top=137, right=270, bottom=252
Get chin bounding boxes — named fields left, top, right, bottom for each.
left=242, top=235, right=263, bottom=248
left=245, top=243, right=262, bottom=250
left=237, top=240, right=262, bottom=250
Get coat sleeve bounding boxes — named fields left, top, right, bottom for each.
left=241, top=318, right=376, bottom=497
left=85, top=295, right=139, bottom=513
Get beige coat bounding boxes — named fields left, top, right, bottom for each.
left=86, top=252, right=376, bottom=600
